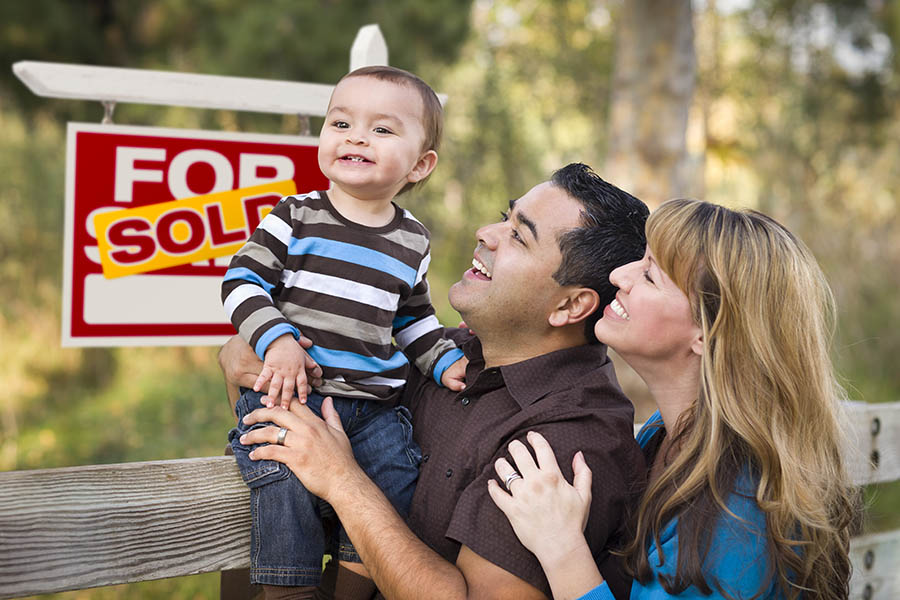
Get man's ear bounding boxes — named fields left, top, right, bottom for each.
left=548, top=288, right=600, bottom=328
left=408, top=150, right=438, bottom=183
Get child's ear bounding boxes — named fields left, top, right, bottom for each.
left=548, top=288, right=600, bottom=328
left=408, top=150, right=438, bottom=183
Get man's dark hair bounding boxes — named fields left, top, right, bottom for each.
left=551, top=163, right=649, bottom=343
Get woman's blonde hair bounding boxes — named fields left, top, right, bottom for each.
left=624, top=198, right=858, bottom=599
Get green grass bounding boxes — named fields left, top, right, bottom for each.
left=23, top=573, right=220, bottom=600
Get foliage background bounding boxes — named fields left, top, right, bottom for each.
left=1, top=1, right=899, bottom=597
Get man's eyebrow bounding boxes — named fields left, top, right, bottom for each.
left=508, top=198, right=538, bottom=241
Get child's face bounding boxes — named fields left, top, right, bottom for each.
left=318, top=76, right=436, bottom=203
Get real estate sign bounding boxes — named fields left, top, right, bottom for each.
left=63, top=123, right=328, bottom=346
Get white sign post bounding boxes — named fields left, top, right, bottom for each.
left=14, top=25, right=390, bottom=118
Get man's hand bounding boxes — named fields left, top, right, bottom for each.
left=238, top=396, right=360, bottom=501
left=440, top=356, right=468, bottom=392
left=256, top=334, right=318, bottom=408
left=240, top=398, right=548, bottom=600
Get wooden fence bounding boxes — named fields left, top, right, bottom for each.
left=0, top=401, right=898, bottom=599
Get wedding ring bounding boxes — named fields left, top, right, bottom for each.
left=504, top=471, right=523, bottom=490
left=276, top=427, right=288, bottom=446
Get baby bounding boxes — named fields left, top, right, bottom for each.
left=222, top=66, right=466, bottom=599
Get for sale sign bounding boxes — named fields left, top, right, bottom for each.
left=63, top=123, right=328, bottom=346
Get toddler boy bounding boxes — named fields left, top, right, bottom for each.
left=222, top=66, right=466, bottom=599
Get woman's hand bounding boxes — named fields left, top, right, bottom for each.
left=238, top=397, right=361, bottom=502
left=488, top=432, right=604, bottom=598
left=488, top=431, right=592, bottom=556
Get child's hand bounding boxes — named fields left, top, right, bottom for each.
left=440, top=356, right=468, bottom=392
left=299, top=335, right=324, bottom=389
left=281, top=334, right=323, bottom=394
left=457, top=320, right=475, bottom=335
left=254, top=334, right=317, bottom=409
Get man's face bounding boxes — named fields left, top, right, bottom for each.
left=449, top=181, right=584, bottom=338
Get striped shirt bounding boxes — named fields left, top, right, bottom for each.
left=222, top=191, right=463, bottom=403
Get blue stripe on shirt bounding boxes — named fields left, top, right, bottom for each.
left=224, top=267, right=278, bottom=295
left=307, top=345, right=409, bottom=374
left=432, top=348, right=465, bottom=384
left=392, top=315, right=416, bottom=329
left=288, top=237, right=417, bottom=287
left=255, top=323, right=300, bottom=360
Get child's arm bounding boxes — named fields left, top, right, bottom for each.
left=222, top=197, right=320, bottom=404
left=394, top=248, right=465, bottom=388
left=439, top=356, right=468, bottom=392
left=439, top=320, right=473, bottom=390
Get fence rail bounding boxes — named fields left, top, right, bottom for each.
left=1, top=401, right=898, bottom=599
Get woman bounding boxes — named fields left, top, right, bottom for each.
left=488, top=199, right=858, bottom=599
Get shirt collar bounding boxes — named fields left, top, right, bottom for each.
left=462, top=337, right=614, bottom=409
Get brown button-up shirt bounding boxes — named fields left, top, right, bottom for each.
left=403, top=332, right=646, bottom=598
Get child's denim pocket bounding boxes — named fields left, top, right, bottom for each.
left=228, top=389, right=291, bottom=488
left=394, top=405, right=423, bottom=468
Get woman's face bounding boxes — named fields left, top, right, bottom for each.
left=593, top=247, right=703, bottom=365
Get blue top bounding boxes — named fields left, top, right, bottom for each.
left=577, top=412, right=779, bottom=600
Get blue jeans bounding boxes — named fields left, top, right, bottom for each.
left=229, top=390, right=421, bottom=586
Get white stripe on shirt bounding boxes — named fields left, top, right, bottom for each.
left=281, top=269, right=400, bottom=312
left=223, top=284, right=272, bottom=320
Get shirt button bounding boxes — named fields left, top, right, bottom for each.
left=460, top=397, right=470, bottom=406
left=445, top=469, right=453, bottom=478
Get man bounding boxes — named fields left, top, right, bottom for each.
left=221, top=163, right=649, bottom=599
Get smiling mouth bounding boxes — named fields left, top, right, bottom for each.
left=610, top=298, right=630, bottom=320
left=471, top=258, right=492, bottom=279
left=340, top=155, right=373, bottom=163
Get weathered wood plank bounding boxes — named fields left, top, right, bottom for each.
left=850, top=529, right=900, bottom=600
left=0, top=401, right=897, bottom=598
left=0, top=456, right=251, bottom=598
left=843, top=402, right=900, bottom=486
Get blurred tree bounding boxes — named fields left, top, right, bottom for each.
left=694, top=0, right=900, bottom=400
left=0, top=0, right=473, bottom=124
left=606, top=0, right=698, bottom=209
left=404, top=0, right=620, bottom=304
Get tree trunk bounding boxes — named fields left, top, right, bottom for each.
left=605, top=0, right=697, bottom=209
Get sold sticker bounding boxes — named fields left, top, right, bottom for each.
left=94, top=179, right=296, bottom=279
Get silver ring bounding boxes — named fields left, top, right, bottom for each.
left=276, top=427, right=288, bottom=446
left=504, top=471, right=523, bottom=490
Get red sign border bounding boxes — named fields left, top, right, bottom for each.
left=62, top=122, right=323, bottom=347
